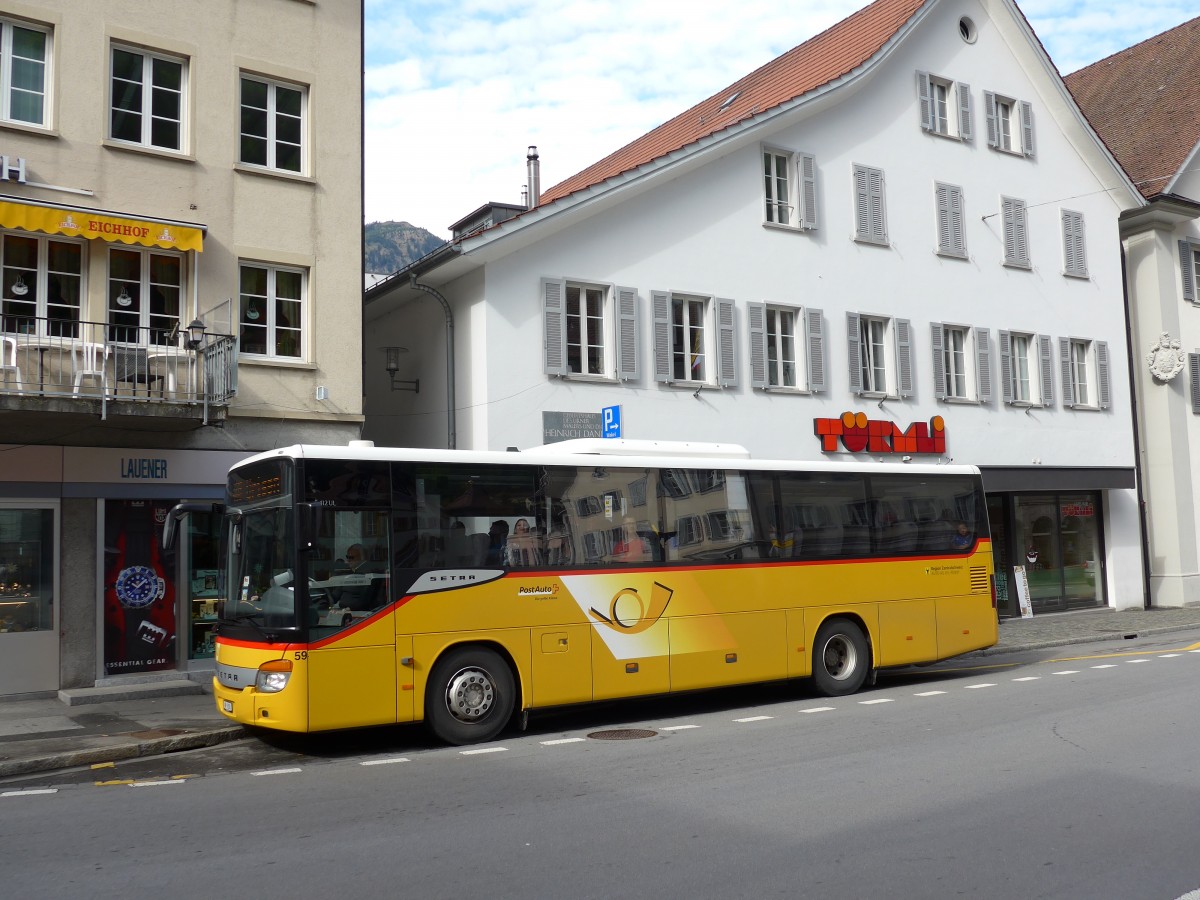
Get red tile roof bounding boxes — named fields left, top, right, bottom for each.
left=539, top=0, right=928, bottom=206
left=1064, top=17, right=1200, bottom=200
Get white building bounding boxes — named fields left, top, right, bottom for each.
left=0, top=0, right=363, bottom=696
left=1067, top=17, right=1200, bottom=608
left=365, top=0, right=1145, bottom=617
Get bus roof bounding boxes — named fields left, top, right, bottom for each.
left=230, top=441, right=981, bottom=479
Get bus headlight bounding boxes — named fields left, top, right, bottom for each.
left=256, top=659, right=293, bottom=693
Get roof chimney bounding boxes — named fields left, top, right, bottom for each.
left=526, top=145, right=540, bottom=210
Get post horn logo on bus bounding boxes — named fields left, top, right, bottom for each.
left=814, top=411, right=946, bottom=455
left=589, top=582, right=674, bottom=635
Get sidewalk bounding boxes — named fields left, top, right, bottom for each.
left=3, top=605, right=1199, bottom=781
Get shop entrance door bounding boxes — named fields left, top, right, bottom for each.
left=0, top=505, right=59, bottom=695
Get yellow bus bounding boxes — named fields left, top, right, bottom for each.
left=172, top=439, right=996, bottom=745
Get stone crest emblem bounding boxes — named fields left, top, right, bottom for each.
left=1147, top=332, right=1186, bottom=383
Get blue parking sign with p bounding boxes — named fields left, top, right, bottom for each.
left=602, top=405, right=621, bottom=439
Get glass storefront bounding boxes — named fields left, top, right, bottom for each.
left=0, top=508, right=54, bottom=633
left=988, top=491, right=1105, bottom=616
left=183, top=511, right=220, bottom=661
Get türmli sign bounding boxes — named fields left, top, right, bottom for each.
left=815, top=411, right=946, bottom=454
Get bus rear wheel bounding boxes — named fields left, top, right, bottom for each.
left=426, top=647, right=516, bottom=745
left=812, top=618, right=869, bottom=696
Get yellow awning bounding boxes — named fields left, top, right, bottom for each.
left=0, top=198, right=204, bottom=252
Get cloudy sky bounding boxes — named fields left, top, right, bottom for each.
left=364, top=0, right=1195, bottom=238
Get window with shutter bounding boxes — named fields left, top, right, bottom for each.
left=1038, top=334, right=1055, bottom=407
left=853, top=164, right=887, bottom=245
left=806, top=307, right=825, bottom=393
left=1061, top=210, right=1088, bottom=278
left=654, top=291, right=717, bottom=386
left=748, top=302, right=767, bottom=389
left=850, top=313, right=907, bottom=397
left=1002, top=196, right=1031, bottom=269
left=616, top=285, right=639, bottom=381
left=935, top=182, right=967, bottom=258
left=716, top=298, right=737, bottom=388
left=984, top=90, right=1033, bottom=157
left=975, top=327, right=992, bottom=403
left=762, top=147, right=819, bottom=231
left=541, top=277, right=567, bottom=375
left=1190, top=352, right=1200, bottom=414
left=917, top=72, right=971, bottom=141
left=1180, top=240, right=1196, bottom=303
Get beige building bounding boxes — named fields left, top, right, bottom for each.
left=0, top=0, right=363, bottom=696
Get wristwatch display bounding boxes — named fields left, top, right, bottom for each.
left=115, top=565, right=165, bottom=609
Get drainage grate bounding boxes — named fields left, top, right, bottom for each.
left=587, top=728, right=657, bottom=741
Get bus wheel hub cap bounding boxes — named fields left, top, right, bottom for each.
left=446, top=668, right=494, bottom=721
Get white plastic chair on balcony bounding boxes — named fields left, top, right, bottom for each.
left=72, top=341, right=110, bottom=396
left=0, top=335, right=23, bottom=392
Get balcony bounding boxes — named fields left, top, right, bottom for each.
left=0, top=317, right=237, bottom=423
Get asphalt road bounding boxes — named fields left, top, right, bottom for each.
left=5, top=630, right=1200, bottom=900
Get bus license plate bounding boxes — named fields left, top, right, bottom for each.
left=222, top=700, right=233, bottom=713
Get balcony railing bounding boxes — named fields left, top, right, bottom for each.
left=0, top=317, right=237, bottom=416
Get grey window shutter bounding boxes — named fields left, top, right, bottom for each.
left=869, top=168, right=887, bottom=242
left=542, top=277, right=567, bottom=375
left=917, top=71, right=933, bottom=132
left=716, top=298, right=737, bottom=387
left=930, top=322, right=946, bottom=399
left=853, top=165, right=870, bottom=240
left=1180, top=240, right=1195, bottom=303
left=949, top=184, right=965, bottom=255
left=1096, top=340, right=1110, bottom=409
left=847, top=312, right=863, bottom=394
left=1062, top=210, right=1087, bottom=277
left=935, top=185, right=952, bottom=254
left=896, top=317, right=913, bottom=397
left=616, top=285, right=639, bottom=381
left=799, top=153, right=818, bottom=230
left=975, top=327, right=992, bottom=403
left=1003, top=197, right=1030, bottom=267
left=1190, top=353, right=1200, bottom=413
left=1059, top=337, right=1075, bottom=408
left=1019, top=101, right=1035, bottom=158
left=652, top=290, right=672, bottom=382
left=1038, top=334, right=1054, bottom=406
left=984, top=91, right=998, bottom=148
left=957, top=82, right=972, bottom=141
left=998, top=330, right=1013, bottom=403
left=806, top=307, right=826, bottom=393
left=747, top=302, right=767, bottom=389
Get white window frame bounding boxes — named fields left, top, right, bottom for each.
left=917, top=72, right=972, bottom=141
left=852, top=164, right=888, bottom=245
left=109, top=43, right=187, bottom=152
left=747, top=302, right=825, bottom=392
left=762, top=146, right=817, bottom=230
left=0, top=17, right=50, bottom=127
left=931, top=323, right=991, bottom=403
left=985, top=91, right=1034, bottom=157
left=1, top=231, right=84, bottom=337
left=106, top=246, right=184, bottom=345
left=935, top=182, right=967, bottom=258
left=652, top=291, right=737, bottom=387
left=1061, top=209, right=1088, bottom=278
left=541, top=278, right=638, bottom=381
left=1001, top=196, right=1031, bottom=269
left=239, top=73, right=307, bottom=174
left=238, top=260, right=307, bottom=361
left=847, top=312, right=912, bottom=398
left=1060, top=337, right=1110, bottom=410
left=1000, top=331, right=1055, bottom=407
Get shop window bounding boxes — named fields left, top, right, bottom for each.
left=0, top=506, right=54, bottom=633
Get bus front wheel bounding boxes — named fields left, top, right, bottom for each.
left=812, top=618, right=869, bottom=696
left=426, top=646, right=516, bottom=745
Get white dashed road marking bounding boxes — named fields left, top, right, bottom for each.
left=2, top=789, right=58, bottom=797
left=360, top=757, right=410, bottom=766
left=460, top=747, right=507, bottom=756
left=859, top=699, right=893, bottom=705
left=734, top=715, right=774, bottom=723
left=964, top=684, right=996, bottom=689
left=914, top=691, right=946, bottom=696
left=252, top=767, right=303, bottom=776
left=659, top=725, right=701, bottom=731
left=1012, top=677, right=1040, bottom=682
left=540, top=738, right=586, bottom=746
left=800, top=706, right=836, bottom=713
left=1052, top=670, right=1080, bottom=675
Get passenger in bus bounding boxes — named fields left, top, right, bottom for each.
left=951, top=521, right=974, bottom=551
left=486, top=520, right=509, bottom=566
left=506, top=518, right=541, bottom=566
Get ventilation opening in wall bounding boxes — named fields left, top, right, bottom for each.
left=959, top=16, right=977, bottom=43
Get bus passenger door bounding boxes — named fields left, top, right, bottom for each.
left=530, top=625, right=592, bottom=707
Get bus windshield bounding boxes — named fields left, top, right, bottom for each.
left=223, top=507, right=299, bottom=631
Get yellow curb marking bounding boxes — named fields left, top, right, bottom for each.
left=90, top=762, right=116, bottom=770
left=94, top=779, right=134, bottom=786
left=1050, top=640, right=1200, bottom=663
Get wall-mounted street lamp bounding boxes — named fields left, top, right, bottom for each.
left=382, top=345, right=419, bottom=393
left=185, top=318, right=207, bottom=350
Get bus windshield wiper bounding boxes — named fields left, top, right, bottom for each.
left=227, top=613, right=277, bottom=643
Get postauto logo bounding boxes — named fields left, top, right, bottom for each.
left=587, top=582, right=674, bottom=635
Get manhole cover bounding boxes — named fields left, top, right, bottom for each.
left=587, top=728, right=657, bottom=741
left=127, top=729, right=186, bottom=739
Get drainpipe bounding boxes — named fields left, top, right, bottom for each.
left=409, top=277, right=456, bottom=449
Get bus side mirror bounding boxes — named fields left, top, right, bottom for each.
left=163, top=502, right=225, bottom=550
